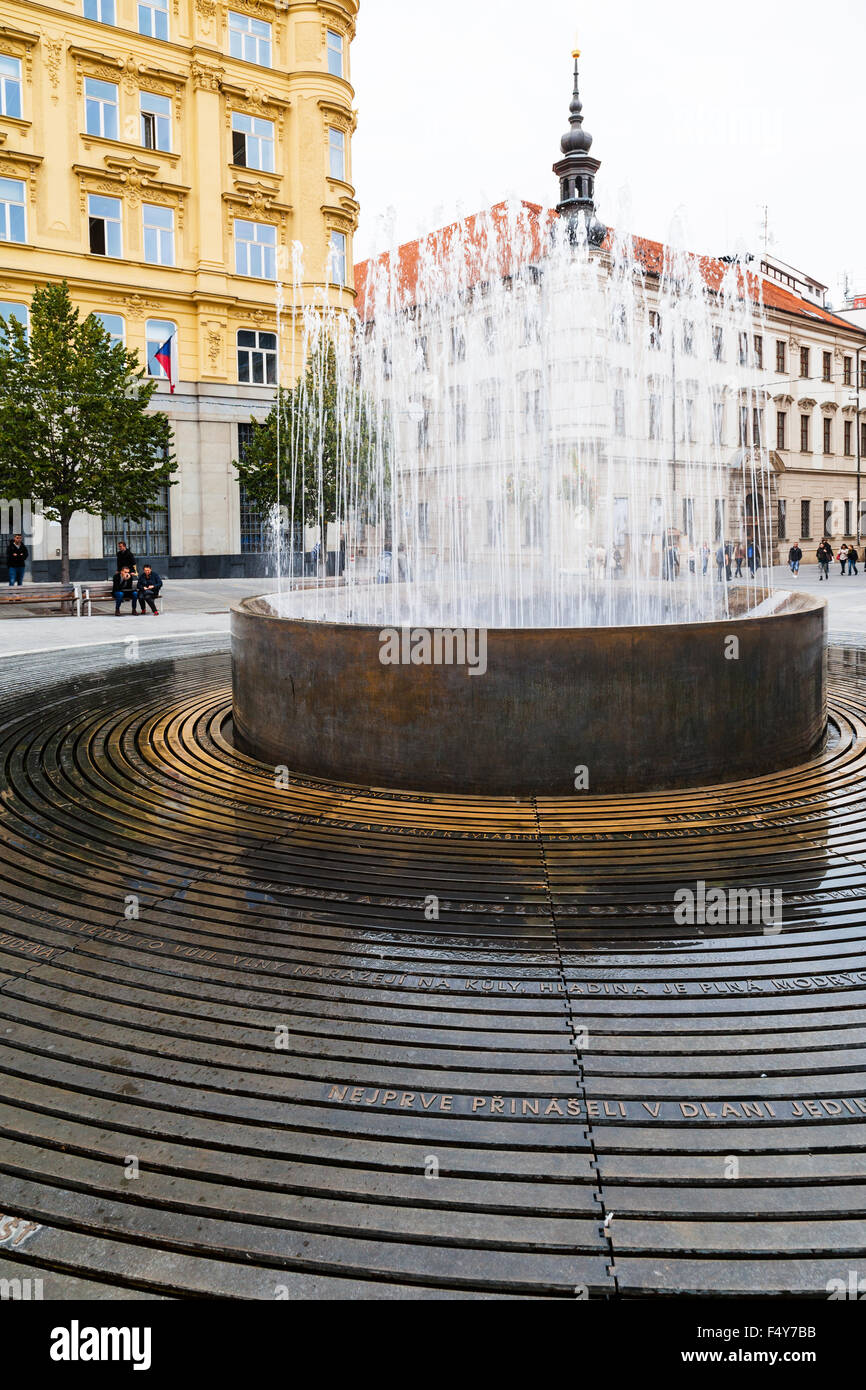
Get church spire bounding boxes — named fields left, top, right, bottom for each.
left=553, top=44, right=605, bottom=245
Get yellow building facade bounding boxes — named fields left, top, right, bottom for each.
left=0, top=0, right=359, bottom=578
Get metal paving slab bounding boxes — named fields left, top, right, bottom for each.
left=0, top=638, right=864, bottom=1298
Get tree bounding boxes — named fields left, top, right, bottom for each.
left=0, top=281, right=176, bottom=582
left=233, top=337, right=382, bottom=555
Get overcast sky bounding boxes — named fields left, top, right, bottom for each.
left=351, top=0, right=865, bottom=302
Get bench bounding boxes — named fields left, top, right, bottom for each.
left=83, top=581, right=167, bottom=615
left=0, top=582, right=83, bottom=616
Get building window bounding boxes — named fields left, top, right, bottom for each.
left=84, top=0, right=116, bottom=21
left=712, top=400, right=724, bottom=446
left=234, top=218, right=276, bottom=278
left=714, top=498, right=725, bottom=542
left=326, top=29, right=344, bottom=77
left=776, top=340, right=786, bottom=373
left=138, top=0, right=168, bottom=40
left=96, top=312, right=125, bottom=347
left=143, top=203, right=174, bottom=266
left=776, top=410, right=787, bottom=450
left=485, top=391, right=500, bottom=440
left=738, top=332, right=749, bottom=367
left=613, top=388, right=626, bottom=437
left=237, top=423, right=267, bottom=552
left=754, top=335, right=763, bottom=369
left=84, top=77, right=118, bottom=139
left=712, top=326, right=723, bottom=362
left=844, top=356, right=853, bottom=386
left=861, top=360, right=866, bottom=391
left=777, top=499, right=787, bottom=541
left=845, top=500, right=852, bottom=537
left=0, top=54, right=22, bottom=119
left=88, top=193, right=122, bottom=257
left=418, top=500, right=430, bottom=541
left=612, top=304, right=629, bottom=343
left=862, top=421, right=866, bottom=458
left=237, top=328, right=277, bottom=385
left=329, top=230, right=347, bottom=285
left=822, top=351, right=832, bottom=383
left=0, top=177, right=26, bottom=244
left=753, top=407, right=763, bottom=447
left=484, top=316, right=496, bottom=356
left=329, top=126, right=346, bottom=180
left=682, top=320, right=694, bottom=356
left=800, top=414, right=811, bottom=453
left=649, top=391, right=662, bottom=441
left=845, top=419, right=853, bottom=456
left=739, top=405, right=750, bottom=446
left=800, top=346, right=810, bottom=379
left=682, top=496, right=695, bottom=541
left=104, top=482, right=170, bottom=558
left=231, top=112, right=275, bottom=171
left=801, top=500, right=811, bottom=539
left=141, top=91, right=171, bottom=151
left=452, top=388, right=467, bottom=444
left=0, top=301, right=28, bottom=342
left=450, top=323, right=466, bottom=363
left=824, top=500, right=834, bottom=537
left=146, top=319, right=176, bottom=379
left=823, top=417, right=833, bottom=455
left=649, top=310, right=661, bottom=351
left=228, top=11, right=272, bottom=66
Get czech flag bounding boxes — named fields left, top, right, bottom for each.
left=154, top=335, right=177, bottom=394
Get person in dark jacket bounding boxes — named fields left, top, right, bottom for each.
left=116, top=542, right=137, bottom=575
left=112, top=567, right=140, bottom=615
left=848, top=544, right=860, bottom=576
left=136, top=565, right=163, bottom=615
left=788, top=542, right=802, bottom=575
left=816, top=539, right=832, bottom=580
left=6, top=534, right=27, bottom=586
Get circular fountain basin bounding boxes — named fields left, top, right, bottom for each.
left=231, top=592, right=826, bottom=795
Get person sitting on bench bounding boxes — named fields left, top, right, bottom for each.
left=112, top=566, right=140, bottom=615
left=137, top=565, right=163, bottom=615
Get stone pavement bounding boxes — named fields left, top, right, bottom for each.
left=0, top=569, right=863, bottom=660
left=0, top=578, right=271, bottom=657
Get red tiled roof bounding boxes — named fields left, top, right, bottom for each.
left=355, top=203, right=862, bottom=336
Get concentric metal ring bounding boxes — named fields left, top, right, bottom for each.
left=0, top=643, right=865, bottom=1298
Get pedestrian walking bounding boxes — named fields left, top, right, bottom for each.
left=838, top=544, right=848, bottom=576
left=715, top=544, right=725, bottom=582
left=5, top=533, right=27, bottom=586
left=115, top=541, right=137, bottom=576
left=701, top=541, right=710, bottom=576
left=747, top=541, right=756, bottom=578
left=724, top=545, right=732, bottom=583
left=816, top=539, right=832, bottom=581
left=788, top=542, right=803, bottom=575
left=734, top=542, right=744, bottom=578
left=848, top=544, right=859, bottom=577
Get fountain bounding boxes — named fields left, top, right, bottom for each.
left=232, top=54, right=826, bottom=794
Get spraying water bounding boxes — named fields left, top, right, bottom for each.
left=265, top=200, right=774, bottom=630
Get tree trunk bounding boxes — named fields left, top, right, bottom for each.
left=59, top=514, right=73, bottom=613
left=60, top=515, right=70, bottom=585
